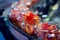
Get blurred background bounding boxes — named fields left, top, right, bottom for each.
left=0, top=0, right=60, bottom=40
